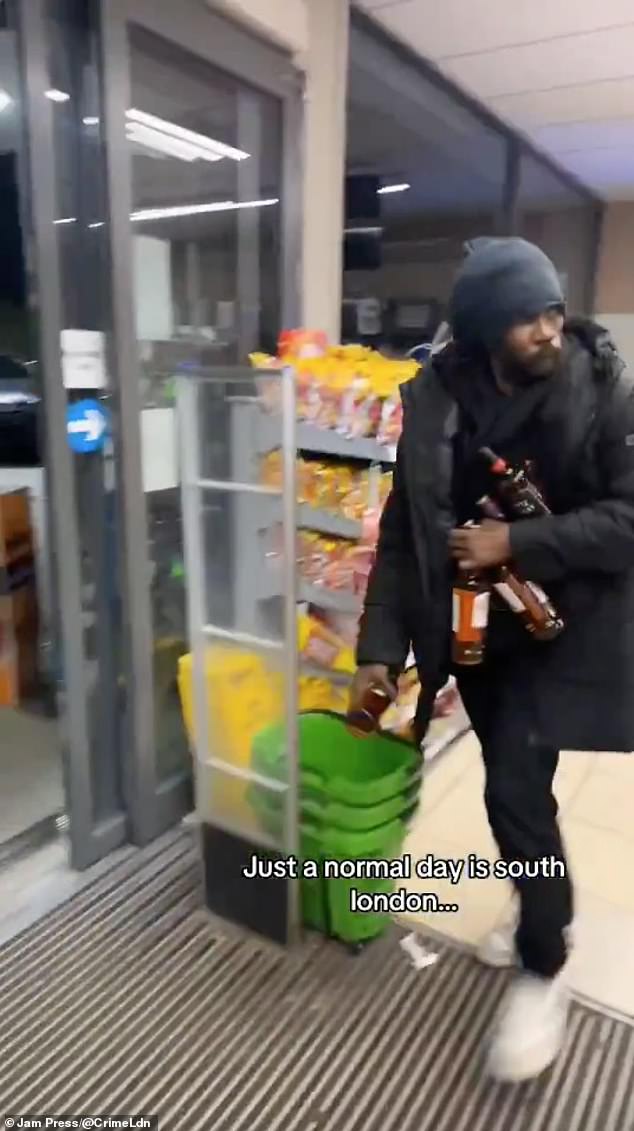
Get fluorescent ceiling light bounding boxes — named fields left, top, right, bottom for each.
left=88, top=221, right=105, bottom=229
left=131, top=198, right=279, bottom=222
left=126, top=122, right=210, bottom=163
left=344, top=225, right=383, bottom=235
left=0, top=90, right=12, bottom=113
left=46, top=89, right=70, bottom=102
left=378, top=183, right=411, bottom=195
left=54, top=216, right=77, bottom=225
left=126, top=107, right=249, bottom=163
left=83, top=116, right=99, bottom=126
left=0, top=392, right=39, bottom=405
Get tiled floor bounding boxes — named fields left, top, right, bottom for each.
left=402, top=733, right=634, bottom=1017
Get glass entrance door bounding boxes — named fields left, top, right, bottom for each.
left=99, top=0, right=301, bottom=842
left=15, top=0, right=129, bottom=869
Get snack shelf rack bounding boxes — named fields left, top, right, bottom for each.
left=283, top=411, right=470, bottom=766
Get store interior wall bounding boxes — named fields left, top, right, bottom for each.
left=302, top=0, right=349, bottom=340
left=207, top=0, right=308, bottom=57
left=344, top=213, right=496, bottom=311
left=522, top=210, right=590, bottom=314
left=344, top=207, right=591, bottom=315
left=595, top=203, right=634, bottom=370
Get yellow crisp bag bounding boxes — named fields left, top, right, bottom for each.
left=298, top=612, right=355, bottom=674
left=298, top=675, right=349, bottom=714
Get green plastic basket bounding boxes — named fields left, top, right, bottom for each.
left=249, top=777, right=421, bottom=833
left=248, top=790, right=413, bottom=945
left=249, top=712, right=421, bottom=945
left=304, top=818, right=409, bottom=945
left=252, top=711, right=421, bottom=807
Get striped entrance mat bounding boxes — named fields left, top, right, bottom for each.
left=1, top=831, right=632, bottom=1131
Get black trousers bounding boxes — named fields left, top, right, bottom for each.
left=456, top=658, right=573, bottom=978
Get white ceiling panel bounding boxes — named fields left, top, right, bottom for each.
left=443, top=25, right=634, bottom=101
left=562, top=149, right=634, bottom=178
left=558, top=150, right=634, bottom=199
left=490, top=78, right=634, bottom=128
left=529, top=119, right=634, bottom=156
left=362, top=0, right=634, bottom=62
left=359, top=0, right=634, bottom=194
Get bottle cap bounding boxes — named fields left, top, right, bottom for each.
left=480, top=447, right=507, bottom=475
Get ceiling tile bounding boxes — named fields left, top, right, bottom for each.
left=373, top=0, right=634, bottom=60
left=443, top=25, right=634, bottom=100
left=529, top=118, right=634, bottom=155
left=358, top=0, right=405, bottom=9
left=490, top=77, right=634, bottom=127
left=556, top=148, right=634, bottom=197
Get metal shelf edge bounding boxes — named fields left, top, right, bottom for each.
left=297, top=423, right=396, bottom=463
left=297, top=504, right=362, bottom=540
left=258, top=416, right=396, bottom=463
left=298, top=582, right=361, bottom=614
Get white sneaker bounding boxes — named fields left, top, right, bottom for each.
left=477, top=915, right=574, bottom=970
left=477, top=917, right=518, bottom=968
left=487, top=973, right=569, bottom=1082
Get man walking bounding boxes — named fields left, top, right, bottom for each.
left=351, top=237, right=634, bottom=1081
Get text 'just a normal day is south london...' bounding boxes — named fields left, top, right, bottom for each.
left=242, top=853, right=567, bottom=883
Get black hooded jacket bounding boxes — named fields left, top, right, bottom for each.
left=356, top=319, right=634, bottom=753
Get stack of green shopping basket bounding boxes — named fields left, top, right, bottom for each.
left=249, top=711, right=422, bottom=946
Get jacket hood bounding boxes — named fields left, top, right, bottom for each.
left=564, top=317, right=625, bottom=385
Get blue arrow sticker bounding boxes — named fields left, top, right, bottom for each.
left=66, top=399, right=109, bottom=454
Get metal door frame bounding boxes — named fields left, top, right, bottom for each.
left=17, top=0, right=128, bottom=868
left=97, top=0, right=303, bottom=844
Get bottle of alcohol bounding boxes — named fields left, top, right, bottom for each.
left=452, top=523, right=490, bottom=665
left=491, top=566, right=564, bottom=641
left=346, top=684, right=393, bottom=738
left=477, top=495, right=564, bottom=641
left=477, top=493, right=505, bottom=522
left=479, top=447, right=550, bottom=519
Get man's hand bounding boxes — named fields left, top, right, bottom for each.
left=449, top=520, right=511, bottom=571
left=349, top=664, right=397, bottom=713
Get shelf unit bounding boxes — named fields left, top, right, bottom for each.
left=292, top=416, right=469, bottom=765
left=178, top=365, right=471, bottom=947
left=253, top=404, right=394, bottom=616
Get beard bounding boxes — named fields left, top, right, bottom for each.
left=499, top=341, right=563, bottom=386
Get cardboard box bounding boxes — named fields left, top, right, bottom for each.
left=0, top=490, right=39, bottom=706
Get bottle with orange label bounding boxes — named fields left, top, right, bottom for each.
left=492, top=568, right=564, bottom=641
left=451, top=522, right=490, bottom=666
left=346, top=684, right=394, bottom=737
left=477, top=495, right=564, bottom=642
